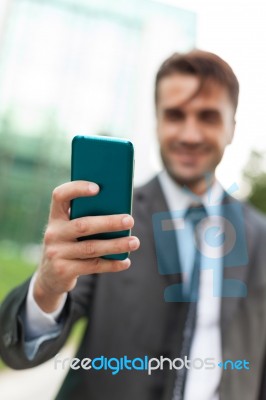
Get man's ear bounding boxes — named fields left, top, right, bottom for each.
left=228, top=119, right=236, bottom=144
left=155, top=110, right=160, bottom=137
left=156, top=120, right=159, bottom=136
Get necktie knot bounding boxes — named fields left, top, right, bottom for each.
left=185, top=204, right=207, bottom=228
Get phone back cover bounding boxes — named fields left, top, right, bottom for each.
left=71, top=135, right=134, bottom=260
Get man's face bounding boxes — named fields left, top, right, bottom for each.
left=156, top=73, right=236, bottom=186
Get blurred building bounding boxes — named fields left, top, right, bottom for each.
left=0, top=0, right=196, bottom=245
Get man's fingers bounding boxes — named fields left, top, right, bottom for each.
left=63, top=236, right=140, bottom=259
left=72, top=257, right=132, bottom=276
left=60, top=214, right=134, bottom=240
left=49, top=181, right=99, bottom=220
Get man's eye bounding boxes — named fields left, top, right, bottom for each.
left=165, top=110, right=184, bottom=121
left=200, top=111, right=220, bottom=123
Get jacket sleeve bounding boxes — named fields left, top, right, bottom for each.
left=0, top=274, right=97, bottom=369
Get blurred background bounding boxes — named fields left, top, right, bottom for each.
left=0, top=0, right=265, bottom=399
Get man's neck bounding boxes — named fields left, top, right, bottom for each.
left=184, top=177, right=215, bottom=196
left=171, top=174, right=216, bottom=197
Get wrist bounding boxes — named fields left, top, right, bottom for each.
left=33, top=277, right=66, bottom=313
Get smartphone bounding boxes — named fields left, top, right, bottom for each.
left=70, top=135, right=134, bottom=260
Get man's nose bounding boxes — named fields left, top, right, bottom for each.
left=178, top=118, right=203, bottom=144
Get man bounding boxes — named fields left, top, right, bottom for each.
left=0, top=50, right=266, bottom=400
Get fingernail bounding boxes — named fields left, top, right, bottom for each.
left=88, top=182, right=99, bottom=193
left=123, top=259, right=131, bottom=269
left=129, top=237, right=140, bottom=250
left=122, top=215, right=133, bottom=227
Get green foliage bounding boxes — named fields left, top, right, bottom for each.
left=0, top=114, right=70, bottom=245
left=247, top=175, right=266, bottom=213
left=0, top=244, right=35, bottom=302
left=0, top=359, right=5, bottom=370
left=243, top=150, right=266, bottom=214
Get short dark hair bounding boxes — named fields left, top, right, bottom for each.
left=155, top=49, right=239, bottom=112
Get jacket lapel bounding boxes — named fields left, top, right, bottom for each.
left=142, top=177, right=183, bottom=293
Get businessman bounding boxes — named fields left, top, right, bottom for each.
left=0, top=50, right=266, bottom=400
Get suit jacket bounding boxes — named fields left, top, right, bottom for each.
left=0, top=176, right=266, bottom=400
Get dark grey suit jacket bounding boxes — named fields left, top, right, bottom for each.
left=0, top=177, right=266, bottom=400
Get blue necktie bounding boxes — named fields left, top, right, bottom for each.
left=172, top=205, right=207, bottom=400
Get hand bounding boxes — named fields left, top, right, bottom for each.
left=34, top=181, right=140, bottom=312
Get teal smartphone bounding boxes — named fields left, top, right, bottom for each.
left=70, top=135, right=134, bottom=260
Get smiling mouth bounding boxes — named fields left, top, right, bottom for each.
left=169, top=146, right=210, bottom=157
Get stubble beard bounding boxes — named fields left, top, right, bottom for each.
left=160, top=150, right=215, bottom=192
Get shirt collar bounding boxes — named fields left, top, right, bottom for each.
left=158, top=169, right=224, bottom=217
